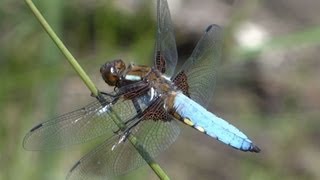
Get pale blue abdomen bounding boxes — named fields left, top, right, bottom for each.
left=173, top=92, right=260, bottom=152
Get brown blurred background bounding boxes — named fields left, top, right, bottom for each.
left=1, top=0, right=320, bottom=179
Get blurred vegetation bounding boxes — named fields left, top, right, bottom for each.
left=1, top=0, right=320, bottom=180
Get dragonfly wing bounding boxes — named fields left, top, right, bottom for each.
left=112, top=119, right=180, bottom=175
left=66, top=135, right=129, bottom=180
left=154, top=0, right=178, bottom=78
left=23, top=94, right=139, bottom=150
left=173, top=24, right=223, bottom=108
left=132, top=118, right=180, bottom=162
left=66, top=119, right=180, bottom=180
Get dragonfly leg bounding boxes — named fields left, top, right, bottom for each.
left=111, top=114, right=140, bottom=135
left=124, top=115, right=139, bottom=126
left=95, top=91, right=121, bottom=106
left=92, top=92, right=114, bottom=106
left=111, top=131, right=130, bottom=151
left=111, top=118, right=142, bottom=151
left=126, top=118, right=143, bottom=133
left=100, top=91, right=118, bottom=97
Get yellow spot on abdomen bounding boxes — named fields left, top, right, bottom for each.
left=194, top=125, right=205, bottom=133
left=183, top=118, right=194, bottom=126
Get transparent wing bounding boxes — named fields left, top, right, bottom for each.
left=173, top=24, right=223, bottom=108
left=23, top=94, right=139, bottom=150
left=66, top=119, right=180, bottom=180
left=154, top=0, right=178, bottom=78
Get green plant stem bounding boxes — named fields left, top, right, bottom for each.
left=25, top=0, right=98, bottom=96
left=25, top=0, right=170, bottom=179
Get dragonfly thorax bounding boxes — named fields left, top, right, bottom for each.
left=101, top=59, right=180, bottom=113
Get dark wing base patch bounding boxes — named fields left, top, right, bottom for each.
left=173, top=71, right=190, bottom=98
left=155, top=51, right=166, bottom=74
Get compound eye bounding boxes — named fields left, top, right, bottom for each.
left=100, top=59, right=126, bottom=87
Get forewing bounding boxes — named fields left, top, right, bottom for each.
left=23, top=94, right=138, bottom=150
left=173, top=24, right=223, bottom=107
left=154, top=0, right=178, bottom=78
left=66, top=119, right=180, bottom=180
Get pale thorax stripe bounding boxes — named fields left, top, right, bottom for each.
left=125, top=74, right=142, bottom=81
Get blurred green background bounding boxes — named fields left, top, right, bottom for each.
left=1, top=0, right=320, bottom=179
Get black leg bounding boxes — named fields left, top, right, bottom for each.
left=100, top=91, right=117, bottom=97
left=112, top=114, right=139, bottom=134
left=125, top=118, right=143, bottom=135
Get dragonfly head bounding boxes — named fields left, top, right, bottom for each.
left=100, top=59, right=126, bottom=87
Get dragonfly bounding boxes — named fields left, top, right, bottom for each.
left=23, top=0, right=260, bottom=179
